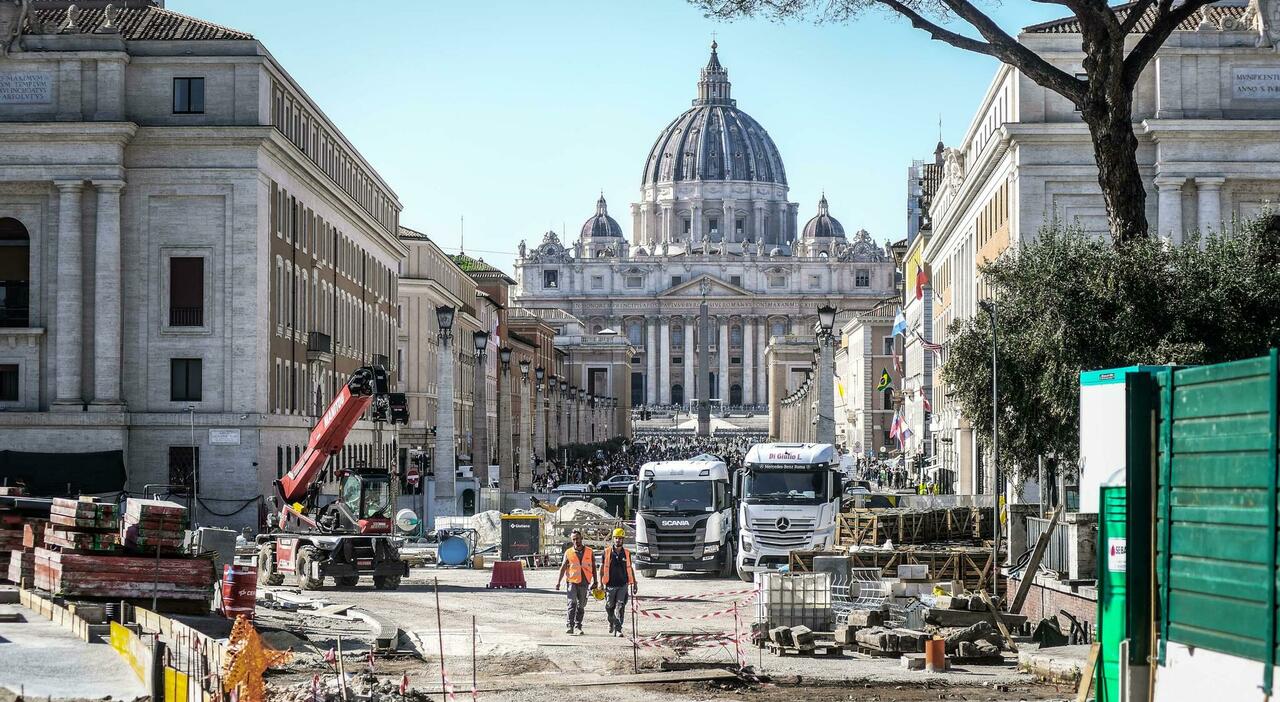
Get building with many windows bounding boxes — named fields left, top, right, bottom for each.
left=513, top=43, right=896, bottom=414
left=0, top=1, right=403, bottom=530
left=925, top=1, right=1280, bottom=495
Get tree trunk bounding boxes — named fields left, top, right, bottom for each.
left=1079, top=24, right=1149, bottom=247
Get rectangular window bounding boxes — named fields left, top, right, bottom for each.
left=856, top=269, right=870, bottom=287
left=808, top=274, right=821, bottom=289
left=543, top=270, right=559, bottom=289
left=683, top=219, right=691, bottom=235
left=671, top=276, right=682, bottom=287
left=708, top=218, right=719, bottom=236
left=672, top=357, right=683, bottom=365
left=735, top=218, right=745, bottom=236
left=169, top=257, right=204, bottom=326
left=768, top=275, right=785, bottom=289
left=884, top=336, right=895, bottom=355
left=173, top=77, right=205, bottom=114
left=0, top=364, right=17, bottom=401
left=730, top=275, right=742, bottom=287
left=626, top=276, right=643, bottom=289
left=591, top=276, right=603, bottom=290
left=168, top=446, right=198, bottom=492
left=170, top=358, right=202, bottom=402
left=731, top=357, right=741, bottom=365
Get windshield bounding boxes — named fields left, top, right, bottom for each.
left=742, top=466, right=828, bottom=505
left=639, top=480, right=714, bottom=513
left=361, top=477, right=392, bottom=518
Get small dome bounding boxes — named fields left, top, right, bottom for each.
left=580, top=194, right=623, bottom=239
left=802, top=195, right=845, bottom=239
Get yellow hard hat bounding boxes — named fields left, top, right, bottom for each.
left=592, top=587, right=606, bottom=601
left=612, top=527, right=626, bottom=538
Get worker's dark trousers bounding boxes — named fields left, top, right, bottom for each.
left=604, top=586, right=629, bottom=632
left=566, top=583, right=589, bottom=629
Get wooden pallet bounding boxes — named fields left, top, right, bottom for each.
left=853, top=644, right=900, bottom=658
left=847, top=547, right=996, bottom=594
left=765, top=641, right=845, bottom=657
left=836, top=507, right=991, bottom=547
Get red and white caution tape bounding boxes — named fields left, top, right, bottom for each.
left=636, top=591, right=756, bottom=620
left=636, top=587, right=756, bottom=602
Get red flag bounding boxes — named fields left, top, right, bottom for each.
left=400, top=673, right=410, bottom=695
left=922, top=392, right=932, bottom=414
left=915, top=262, right=931, bottom=301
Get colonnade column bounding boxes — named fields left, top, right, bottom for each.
left=753, top=201, right=765, bottom=244
left=646, top=318, right=658, bottom=405
left=1155, top=176, right=1186, bottom=244
left=742, top=320, right=754, bottom=406
left=661, top=205, right=672, bottom=245
left=1196, top=177, right=1224, bottom=236
left=92, top=179, right=125, bottom=406
left=659, top=319, right=671, bottom=405
left=691, top=204, right=702, bottom=245
left=718, top=319, right=730, bottom=405
left=683, top=318, right=694, bottom=409
left=723, top=201, right=734, bottom=242
left=776, top=202, right=789, bottom=245
left=53, top=180, right=85, bottom=407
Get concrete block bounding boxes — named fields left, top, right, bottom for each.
left=900, top=653, right=926, bottom=670
left=958, top=641, right=978, bottom=658
left=834, top=624, right=857, bottom=645
left=895, top=629, right=928, bottom=653
left=790, top=625, right=815, bottom=650
left=769, top=626, right=792, bottom=647
left=845, top=609, right=884, bottom=627
left=898, top=564, right=929, bottom=580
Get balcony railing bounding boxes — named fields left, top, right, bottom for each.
left=169, top=306, right=203, bottom=327
left=306, top=331, right=333, bottom=363
left=0, top=305, right=29, bottom=328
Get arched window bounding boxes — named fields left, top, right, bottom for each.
left=592, top=324, right=603, bottom=334
left=626, top=320, right=643, bottom=346
left=730, top=324, right=743, bottom=347
left=770, top=320, right=786, bottom=338
left=0, top=217, right=31, bottom=327
left=730, top=384, right=743, bottom=406
left=672, top=324, right=684, bottom=346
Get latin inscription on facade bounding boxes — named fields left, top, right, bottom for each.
left=0, top=72, right=53, bottom=104
left=1233, top=67, right=1280, bottom=99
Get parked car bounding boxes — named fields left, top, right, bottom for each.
left=551, top=483, right=591, bottom=495
left=596, top=474, right=637, bottom=492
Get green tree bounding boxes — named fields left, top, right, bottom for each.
left=942, top=216, right=1280, bottom=482
left=693, top=0, right=1221, bottom=244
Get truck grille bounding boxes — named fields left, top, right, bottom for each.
left=645, top=520, right=705, bottom=558
left=750, top=518, right=815, bottom=550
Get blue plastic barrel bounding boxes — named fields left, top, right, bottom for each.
left=438, top=535, right=471, bottom=566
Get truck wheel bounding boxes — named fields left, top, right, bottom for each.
left=335, top=576, right=359, bottom=587
left=640, top=568, right=657, bottom=579
left=373, top=575, right=401, bottom=590
left=295, top=546, right=323, bottom=590
left=257, top=544, right=284, bottom=586
left=719, top=543, right=736, bottom=579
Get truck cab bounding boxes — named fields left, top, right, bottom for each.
left=735, top=442, right=842, bottom=581
left=633, top=458, right=735, bottom=577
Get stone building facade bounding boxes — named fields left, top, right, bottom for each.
left=513, top=44, right=896, bottom=414
left=833, top=303, right=896, bottom=458
left=925, top=1, right=1280, bottom=495
left=0, top=1, right=403, bottom=530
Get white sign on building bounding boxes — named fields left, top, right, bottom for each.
left=209, top=428, right=241, bottom=446
left=1233, top=66, right=1280, bottom=100
left=0, top=72, right=53, bottom=104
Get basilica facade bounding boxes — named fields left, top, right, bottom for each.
left=513, top=44, right=896, bottom=411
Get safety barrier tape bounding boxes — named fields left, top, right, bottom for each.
left=636, top=591, right=757, bottom=620
left=636, top=587, right=756, bottom=602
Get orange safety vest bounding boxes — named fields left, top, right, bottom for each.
left=601, top=546, right=635, bottom=587
left=564, top=546, right=595, bottom=585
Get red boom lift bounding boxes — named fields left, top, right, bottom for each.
left=256, top=365, right=410, bottom=590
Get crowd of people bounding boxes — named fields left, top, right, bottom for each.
left=530, top=431, right=768, bottom=492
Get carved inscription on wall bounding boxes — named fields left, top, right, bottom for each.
left=0, top=72, right=52, bottom=104
left=1233, top=66, right=1280, bottom=99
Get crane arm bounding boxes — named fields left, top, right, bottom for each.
left=276, top=367, right=380, bottom=505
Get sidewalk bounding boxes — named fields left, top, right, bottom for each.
left=0, top=605, right=146, bottom=700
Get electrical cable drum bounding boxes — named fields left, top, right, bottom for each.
left=439, top=535, right=472, bottom=566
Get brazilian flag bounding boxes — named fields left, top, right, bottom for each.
left=876, top=369, right=892, bottom=391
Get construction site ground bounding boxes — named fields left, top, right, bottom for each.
left=259, top=565, right=1075, bottom=701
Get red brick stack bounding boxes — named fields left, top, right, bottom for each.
left=121, top=499, right=187, bottom=554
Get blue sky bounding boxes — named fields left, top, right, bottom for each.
left=173, top=0, right=1066, bottom=272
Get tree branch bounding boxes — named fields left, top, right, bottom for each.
left=936, top=0, right=1087, bottom=104
left=872, top=0, right=998, bottom=57
left=1123, top=0, right=1212, bottom=87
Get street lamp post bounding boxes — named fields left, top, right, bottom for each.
left=979, top=298, right=1000, bottom=599
left=534, top=366, right=546, bottom=481
left=433, top=305, right=457, bottom=520
left=498, top=346, right=513, bottom=493
left=519, top=359, right=532, bottom=491
left=815, top=304, right=837, bottom=445
left=560, top=380, right=570, bottom=447
left=472, top=330, right=490, bottom=485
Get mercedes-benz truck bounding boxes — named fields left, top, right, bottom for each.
left=633, top=457, right=735, bottom=577
left=735, top=443, right=842, bottom=581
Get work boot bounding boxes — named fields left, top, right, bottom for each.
left=565, top=626, right=573, bottom=634
left=576, top=626, right=584, bottom=636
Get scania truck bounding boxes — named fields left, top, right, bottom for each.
left=633, top=456, right=736, bottom=577
left=735, top=443, right=843, bottom=582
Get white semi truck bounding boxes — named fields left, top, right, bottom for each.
left=735, top=443, right=843, bottom=581
left=633, top=457, right=736, bottom=577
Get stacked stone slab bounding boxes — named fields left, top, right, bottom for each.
left=121, top=499, right=188, bottom=554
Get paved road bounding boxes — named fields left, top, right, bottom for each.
left=0, top=606, right=146, bottom=700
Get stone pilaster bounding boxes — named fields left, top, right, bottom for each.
left=1155, top=176, right=1186, bottom=244
left=742, top=319, right=754, bottom=405
left=92, top=180, right=125, bottom=407
left=645, top=318, right=658, bottom=405
left=499, top=366, right=513, bottom=492
left=659, top=318, right=671, bottom=405
left=718, top=318, right=730, bottom=405
left=53, top=180, right=85, bottom=408
left=1196, top=177, right=1224, bottom=236
left=683, top=318, right=695, bottom=406
left=520, top=376, right=533, bottom=490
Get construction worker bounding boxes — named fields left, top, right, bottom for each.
left=600, top=526, right=637, bottom=637
left=555, top=528, right=597, bottom=635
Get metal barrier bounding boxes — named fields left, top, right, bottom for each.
left=1027, top=515, right=1071, bottom=575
